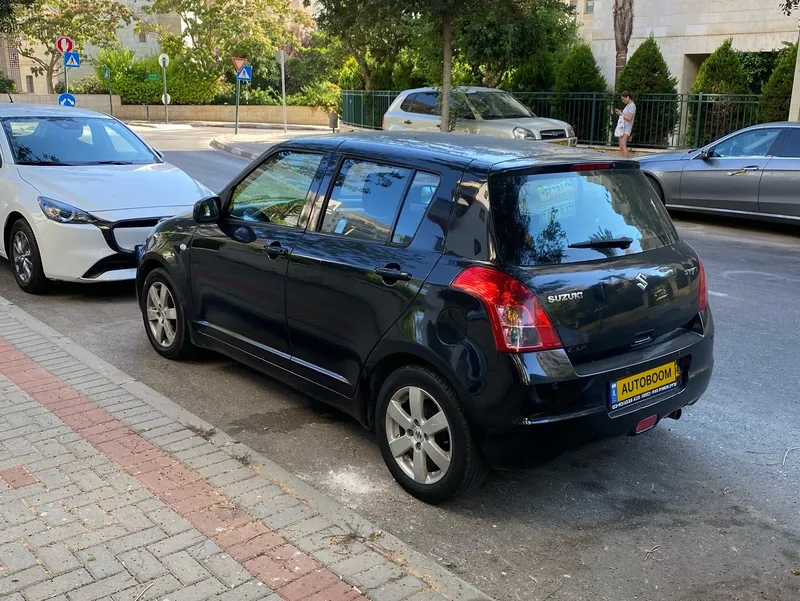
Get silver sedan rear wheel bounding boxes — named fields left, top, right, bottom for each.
left=384, top=385, right=452, bottom=485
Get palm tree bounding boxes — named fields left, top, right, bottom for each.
left=613, top=0, right=634, bottom=83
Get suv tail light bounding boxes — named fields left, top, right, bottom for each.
left=697, top=258, right=708, bottom=311
left=451, top=266, right=562, bottom=353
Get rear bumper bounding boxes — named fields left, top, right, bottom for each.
left=470, top=310, right=714, bottom=467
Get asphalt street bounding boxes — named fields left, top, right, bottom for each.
left=1, top=125, right=798, bottom=601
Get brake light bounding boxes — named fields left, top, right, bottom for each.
left=570, top=162, right=614, bottom=172
left=451, top=266, right=562, bottom=352
left=697, top=258, right=708, bottom=311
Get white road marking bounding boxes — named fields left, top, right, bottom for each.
left=709, top=290, right=729, bottom=298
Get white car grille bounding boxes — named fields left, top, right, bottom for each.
left=113, top=226, right=155, bottom=252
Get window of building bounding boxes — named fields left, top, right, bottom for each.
left=25, top=76, right=33, bottom=93
left=139, top=32, right=147, bottom=43
left=585, top=0, right=595, bottom=14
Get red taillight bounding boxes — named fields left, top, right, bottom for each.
left=451, top=266, right=562, bottom=353
left=570, top=162, right=614, bottom=172
left=697, top=258, right=708, bottom=311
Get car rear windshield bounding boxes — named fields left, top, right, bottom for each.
left=1, top=117, right=158, bottom=166
left=488, top=167, right=679, bottom=265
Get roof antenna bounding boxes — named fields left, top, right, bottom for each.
left=7, top=93, right=12, bottom=103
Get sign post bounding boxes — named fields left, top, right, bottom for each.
left=103, top=67, right=112, bottom=116
left=56, top=36, right=74, bottom=94
left=232, top=58, right=251, bottom=136
left=158, top=53, right=169, bottom=124
left=275, top=49, right=287, bottom=133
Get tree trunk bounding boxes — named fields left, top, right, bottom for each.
left=440, top=9, right=453, bottom=132
left=613, top=0, right=634, bottom=85
left=354, top=54, right=372, bottom=90
left=46, top=67, right=55, bottom=94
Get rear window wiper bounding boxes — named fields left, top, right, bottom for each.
left=568, top=237, right=634, bottom=250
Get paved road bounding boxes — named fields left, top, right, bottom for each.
left=2, top=126, right=799, bottom=601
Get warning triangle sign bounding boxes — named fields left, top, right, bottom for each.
left=231, top=57, right=246, bottom=73
left=65, top=55, right=79, bottom=67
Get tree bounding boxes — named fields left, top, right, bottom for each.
left=613, top=0, right=634, bottom=81
left=782, top=0, right=799, bottom=14
left=616, top=35, right=678, bottom=146
left=689, top=38, right=750, bottom=146
left=145, top=0, right=303, bottom=79
left=760, top=43, right=798, bottom=121
left=0, top=0, right=33, bottom=34
left=555, top=43, right=608, bottom=143
left=312, top=0, right=408, bottom=90
left=8, top=0, right=133, bottom=93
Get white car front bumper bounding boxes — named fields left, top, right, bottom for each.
left=34, top=217, right=154, bottom=283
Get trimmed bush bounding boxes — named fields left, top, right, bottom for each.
left=555, top=43, right=609, bottom=144
left=0, top=73, right=15, bottom=93
left=688, top=39, right=752, bottom=146
left=760, top=43, right=797, bottom=122
left=615, top=36, right=679, bottom=147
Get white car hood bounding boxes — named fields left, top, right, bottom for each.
left=473, top=116, right=570, bottom=136
left=17, top=162, right=210, bottom=220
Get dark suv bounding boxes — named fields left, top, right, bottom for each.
left=137, top=132, right=714, bottom=503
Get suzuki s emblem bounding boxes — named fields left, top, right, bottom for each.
left=636, top=273, right=648, bottom=290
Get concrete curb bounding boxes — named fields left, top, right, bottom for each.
left=0, top=294, right=494, bottom=601
left=209, top=136, right=265, bottom=161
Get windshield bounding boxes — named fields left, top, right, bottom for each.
left=489, top=168, right=679, bottom=265
left=1, top=117, right=159, bottom=166
left=466, top=92, right=534, bottom=120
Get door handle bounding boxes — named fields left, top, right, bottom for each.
left=374, top=267, right=412, bottom=282
left=403, top=120, right=413, bottom=125
left=728, top=165, right=760, bottom=176
left=263, top=241, right=289, bottom=259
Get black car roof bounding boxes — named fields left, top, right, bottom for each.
left=282, top=131, right=627, bottom=171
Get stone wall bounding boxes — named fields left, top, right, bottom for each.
left=0, top=94, right=331, bottom=126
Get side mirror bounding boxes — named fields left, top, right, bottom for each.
left=153, top=148, right=164, bottom=160
left=700, top=148, right=712, bottom=160
left=193, top=196, right=221, bottom=223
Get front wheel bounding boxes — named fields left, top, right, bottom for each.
left=141, top=268, right=193, bottom=360
left=8, top=219, right=49, bottom=294
left=375, top=365, right=488, bottom=503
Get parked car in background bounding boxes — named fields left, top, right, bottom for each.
left=0, top=104, right=210, bottom=293
left=638, top=122, right=800, bottom=223
left=383, top=87, right=578, bottom=146
left=137, top=131, right=713, bottom=504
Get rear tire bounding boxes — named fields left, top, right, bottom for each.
left=375, top=365, right=488, bottom=503
left=8, top=219, right=49, bottom=294
left=141, top=268, right=193, bottom=360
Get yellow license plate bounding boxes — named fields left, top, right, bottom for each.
left=609, top=361, right=679, bottom=411
left=554, top=140, right=569, bottom=146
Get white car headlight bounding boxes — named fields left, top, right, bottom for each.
left=513, top=127, right=537, bottom=140
left=567, top=124, right=575, bottom=137
left=38, top=197, right=98, bottom=225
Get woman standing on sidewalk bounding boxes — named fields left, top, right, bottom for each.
left=615, top=91, right=636, bottom=158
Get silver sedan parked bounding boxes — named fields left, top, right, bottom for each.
left=637, top=122, right=800, bottom=223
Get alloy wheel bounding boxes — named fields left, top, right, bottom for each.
left=384, top=386, right=452, bottom=485
left=146, top=282, right=178, bottom=347
left=12, top=231, right=33, bottom=283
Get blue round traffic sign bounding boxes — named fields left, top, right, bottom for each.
left=57, top=93, right=76, bottom=107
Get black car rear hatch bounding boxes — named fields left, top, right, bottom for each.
left=488, top=161, right=704, bottom=364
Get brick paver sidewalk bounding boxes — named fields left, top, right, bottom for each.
left=0, top=306, right=490, bottom=601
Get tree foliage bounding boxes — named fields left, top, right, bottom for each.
left=556, top=43, right=608, bottom=93
left=8, top=0, right=133, bottom=93
left=616, top=36, right=678, bottom=146
left=691, top=39, right=749, bottom=94
left=760, top=43, right=797, bottom=122
left=144, top=0, right=305, bottom=78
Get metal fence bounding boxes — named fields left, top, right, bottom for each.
left=341, top=90, right=791, bottom=149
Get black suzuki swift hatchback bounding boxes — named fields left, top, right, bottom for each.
left=137, top=132, right=714, bottom=503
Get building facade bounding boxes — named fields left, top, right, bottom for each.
left=572, top=0, right=800, bottom=92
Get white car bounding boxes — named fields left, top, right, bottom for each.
left=382, top=87, right=578, bottom=146
left=0, top=104, right=210, bottom=293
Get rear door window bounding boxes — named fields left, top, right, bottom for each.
left=400, top=94, right=416, bottom=112
left=489, top=167, right=679, bottom=265
left=410, top=92, right=439, bottom=115
left=777, top=129, right=800, bottom=158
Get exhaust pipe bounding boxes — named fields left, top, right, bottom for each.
left=666, top=408, right=682, bottom=421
